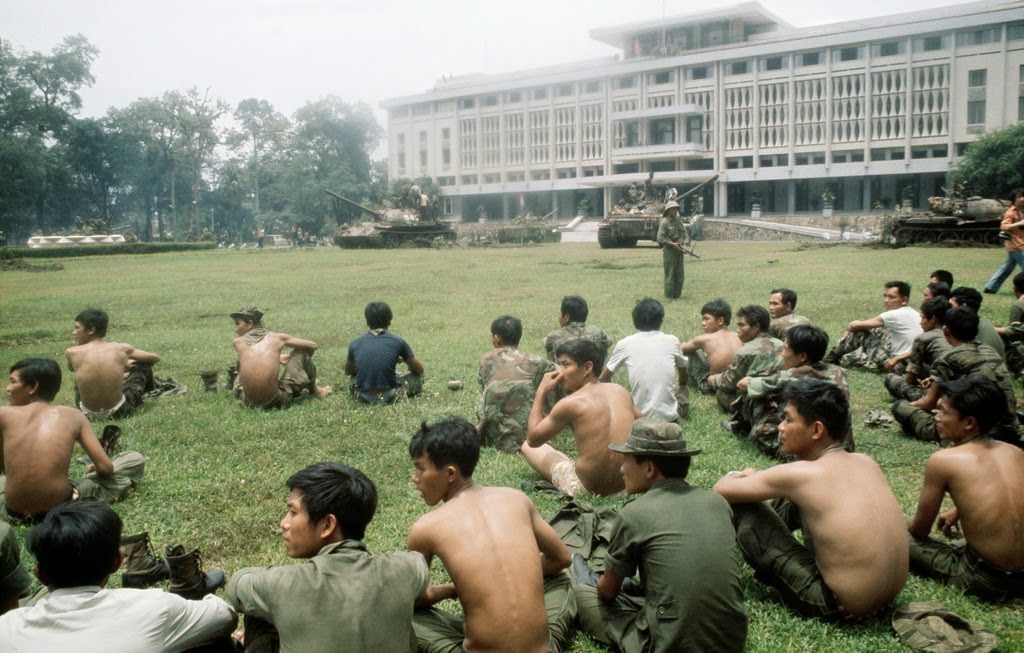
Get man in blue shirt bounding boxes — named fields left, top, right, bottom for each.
left=346, top=301, right=425, bottom=404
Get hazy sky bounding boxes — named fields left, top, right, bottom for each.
left=3, top=0, right=950, bottom=124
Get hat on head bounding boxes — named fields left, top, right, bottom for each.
left=230, top=304, right=264, bottom=323
left=662, top=201, right=680, bottom=214
left=891, top=601, right=996, bottom=653
left=609, top=419, right=701, bottom=457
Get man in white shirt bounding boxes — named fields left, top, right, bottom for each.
left=0, top=501, right=236, bottom=653
left=600, top=298, right=688, bottom=421
left=826, top=280, right=922, bottom=372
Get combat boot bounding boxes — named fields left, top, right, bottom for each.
left=200, top=370, right=219, bottom=392
left=166, top=544, right=225, bottom=599
left=120, top=532, right=170, bottom=588
left=100, top=424, right=122, bottom=456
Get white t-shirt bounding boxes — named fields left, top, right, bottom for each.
left=881, top=305, right=923, bottom=356
left=605, top=330, right=687, bottom=422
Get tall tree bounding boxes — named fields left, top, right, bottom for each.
left=229, top=98, right=290, bottom=215
left=949, top=123, right=1024, bottom=198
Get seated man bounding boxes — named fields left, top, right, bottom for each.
left=65, top=308, right=160, bottom=419
left=600, top=298, right=687, bottom=422
left=884, top=297, right=951, bottom=402
left=0, top=358, right=144, bottom=524
left=542, top=295, right=612, bottom=363
left=346, top=301, right=424, bottom=404
left=231, top=304, right=331, bottom=409
left=826, top=280, right=921, bottom=372
left=0, top=501, right=237, bottom=649
left=767, top=287, right=811, bottom=340
left=408, top=417, right=575, bottom=653
left=714, top=379, right=909, bottom=621
left=907, top=376, right=1024, bottom=601
left=477, top=315, right=555, bottom=453
left=996, top=270, right=1024, bottom=375
left=892, top=307, right=1020, bottom=445
left=680, top=298, right=741, bottom=395
left=923, top=281, right=950, bottom=301
left=707, top=304, right=784, bottom=413
left=524, top=339, right=642, bottom=497
left=227, top=462, right=429, bottom=652
left=931, top=269, right=954, bottom=288
left=733, top=325, right=852, bottom=458
left=950, top=286, right=1005, bottom=359
left=573, top=419, right=748, bottom=653
left=0, top=522, right=31, bottom=615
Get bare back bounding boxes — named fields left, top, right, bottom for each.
left=698, top=330, right=743, bottom=373
left=934, top=441, right=1024, bottom=570
left=234, top=332, right=288, bottom=405
left=0, top=403, right=108, bottom=515
left=410, top=486, right=551, bottom=653
left=563, top=382, right=636, bottom=495
left=786, top=452, right=909, bottom=615
left=66, top=340, right=131, bottom=411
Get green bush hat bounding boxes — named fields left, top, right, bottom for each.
left=609, top=418, right=701, bottom=457
left=230, top=304, right=264, bottom=323
left=891, top=601, right=996, bottom=653
left=662, top=201, right=680, bottom=214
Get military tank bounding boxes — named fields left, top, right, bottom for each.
left=598, top=174, right=716, bottom=248
left=892, top=195, right=1008, bottom=246
left=327, top=189, right=456, bottom=248
left=461, top=211, right=561, bottom=245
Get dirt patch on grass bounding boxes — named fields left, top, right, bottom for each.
left=0, top=258, right=64, bottom=272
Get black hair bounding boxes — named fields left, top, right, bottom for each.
left=364, top=301, right=393, bottom=330
left=632, top=454, right=691, bottom=479
left=785, top=325, right=828, bottom=364
left=75, top=308, right=108, bottom=338
left=885, top=280, right=911, bottom=299
left=938, top=374, right=1005, bottom=435
left=286, top=462, right=377, bottom=541
left=9, top=358, right=62, bottom=401
left=736, top=304, right=770, bottom=333
left=943, top=306, right=979, bottom=342
left=770, top=288, right=798, bottom=310
left=490, top=315, right=522, bottom=346
left=632, top=298, right=664, bottom=331
left=555, top=338, right=605, bottom=376
left=1009, top=189, right=1024, bottom=203
left=920, top=296, right=950, bottom=323
left=700, top=298, right=732, bottom=325
left=950, top=286, right=983, bottom=312
left=925, top=282, right=950, bottom=299
left=27, top=501, right=122, bottom=588
left=408, top=416, right=480, bottom=478
left=560, top=295, right=589, bottom=323
left=783, top=378, right=848, bottom=442
left=930, top=269, right=954, bottom=286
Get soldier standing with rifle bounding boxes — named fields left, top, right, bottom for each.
left=657, top=201, right=686, bottom=300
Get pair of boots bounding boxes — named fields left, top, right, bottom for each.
left=120, top=532, right=226, bottom=599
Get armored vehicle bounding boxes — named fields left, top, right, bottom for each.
left=598, top=174, right=716, bottom=248
left=327, top=189, right=455, bottom=248
left=892, top=196, right=1008, bottom=246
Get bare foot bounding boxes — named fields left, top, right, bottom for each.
left=315, top=385, right=333, bottom=397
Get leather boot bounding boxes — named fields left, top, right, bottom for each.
left=120, top=532, right=170, bottom=588
left=200, top=370, right=219, bottom=392
left=100, top=424, right=122, bottom=456
left=166, top=544, right=225, bottom=599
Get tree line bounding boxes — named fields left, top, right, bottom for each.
left=0, top=34, right=403, bottom=245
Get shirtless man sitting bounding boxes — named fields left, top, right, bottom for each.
left=714, top=379, right=908, bottom=620
left=408, top=417, right=575, bottom=653
left=65, top=308, right=160, bottom=420
left=0, top=358, right=144, bottom=524
left=231, top=304, right=331, bottom=409
left=907, top=375, right=1024, bottom=601
left=523, top=339, right=642, bottom=497
left=680, top=299, right=741, bottom=395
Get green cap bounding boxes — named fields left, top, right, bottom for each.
left=891, top=601, right=997, bottom=653
left=608, top=419, right=700, bottom=457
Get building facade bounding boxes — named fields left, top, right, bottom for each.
left=382, top=1, right=1024, bottom=221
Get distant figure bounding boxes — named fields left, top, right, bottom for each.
left=767, top=288, right=811, bottom=340
left=409, top=417, right=575, bottom=653
left=65, top=308, right=160, bottom=419
left=996, top=271, right=1024, bottom=375
left=982, top=188, right=1024, bottom=293
left=930, top=269, right=954, bottom=287
left=949, top=286, right=1005, bottom=359
left=655, top=201, right=686, bottom=299
left=825, top=280, right=921, bottom=372
left=542, top=295, right=612, bottom=363
left=231, top=304, right=331, bottom=409
left=346, top=301, right=425, bottom=404
left=680, top=299, right=742, bottom=395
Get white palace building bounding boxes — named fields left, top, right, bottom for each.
left=382, top=1, right=1024, bottom=220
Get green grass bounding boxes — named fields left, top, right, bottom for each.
left=2, top=241, right=1023, bottom=651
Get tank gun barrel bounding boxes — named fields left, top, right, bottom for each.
left=678, top=174, right=718, bottom=199
left=324, top=189, right=379, bottom=218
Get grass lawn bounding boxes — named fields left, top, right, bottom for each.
left=2, top=240, right=1023, bottom=651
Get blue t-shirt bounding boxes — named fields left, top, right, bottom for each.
left=347, top=331, right=415, bottom=390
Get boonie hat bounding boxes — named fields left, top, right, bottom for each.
left=662, top=201, right=680, bottom=214
left=891, top=601, right=996, bottom=653
left=230, top=304, right=264, bottom=323
left=609, top=419, right=701, bottom=457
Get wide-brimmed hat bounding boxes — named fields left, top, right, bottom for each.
left=609, top=419, right=701, bottom=456
left=662, top=201, right=680, bottom=214
left=230, top=304, right=264, bottom=323
left=891, top=601, right=996, bottom=653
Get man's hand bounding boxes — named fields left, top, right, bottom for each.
left=736, top=376, right=750, bottom=392
left=937, top=507, right=960, bottom=538
left=536, top=369, right=562, bottom=396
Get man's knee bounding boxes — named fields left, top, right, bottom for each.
left=892, top=400, right=938, bottom=441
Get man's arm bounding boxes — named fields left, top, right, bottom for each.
left=907, top=454, right=951, bottom=539
left=596, top=568, right=626, bottom=600
left=713, top=465, right=796, bottom=504
left=125, top=344, right=161, bottom=364
left=883, top=349, right=912, bottom=371
left=911, top=379, right=940, bottom=410
left=406, top=355, right=425, bottom=376
left=679, top=334, right=706, bottom=355
left=530, top=504, right=571, bottom=577
left=598, top=367, right=614, bottom=382
left=407, top=521, right=457, bottom=607
left=280, top=334, right=318, bottom=352
left=848, top=316, right=884, bottom=332
left=527, top=372, right=574, bottom=446
left=77, top=416, right=114, bottom=476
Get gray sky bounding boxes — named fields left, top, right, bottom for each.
left=3, top=0, right=949, bottom=125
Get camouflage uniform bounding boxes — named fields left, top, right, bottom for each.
left=735, top=363, right=853, bottom=459
left=543, top=322, right=612, bottom=363
left=1001, top=321, right=1024, bottom=376
left=714, top=335, right=785, bottom=412
left=477, top=347, right=555, bottom=453
left=892, top=342, right=1020, bottom=443
left=768, top=313, right=811, bottom=341
left=883, top=329, right=951, bottom=401
left=826, top=328, right=896, bottom=371
left=686, top=351, right=713, bottom=395
left=656, top=215, right=686, bottom=299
